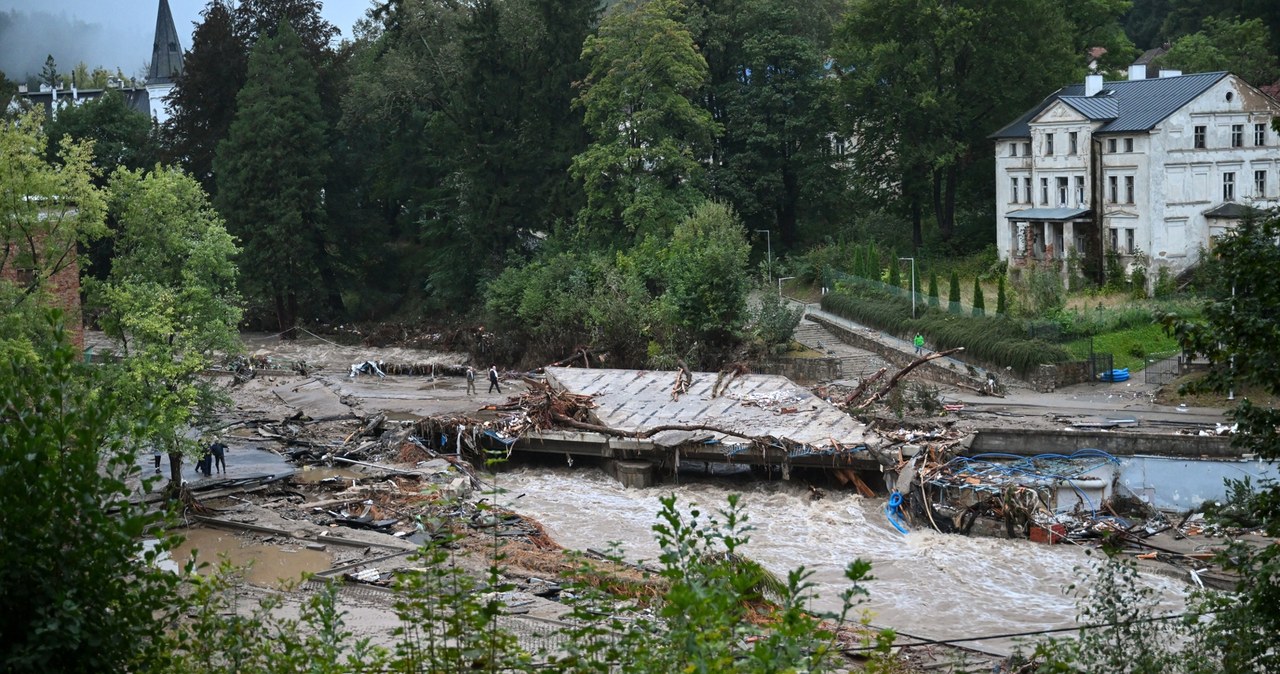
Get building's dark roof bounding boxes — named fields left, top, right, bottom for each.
left=9, top=88, right=151, bottom=117
left=1005, top=207, right=1092, bottom=221
left=1059, top=95, right=1119, bottom=120
left=1203, top=202, right=1264, bottom=219
left=991, top=71, right=1228, bottom=139
left=1134, top=45, right=1168, bottom=66
left=148, top=0, right=184, bottom=84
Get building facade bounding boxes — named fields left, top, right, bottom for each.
left=7, top=0, right=183, bottom=124
left=991, top=70, right=1280, bottom=284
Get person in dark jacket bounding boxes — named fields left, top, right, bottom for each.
left=488, top=365, right=501, bottom=394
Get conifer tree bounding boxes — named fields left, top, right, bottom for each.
left=972, top=278, right=985, bottom=316
left=888, top=250, right=900, bottom=289
left=948, top=271, right=961, bottom=314
left=997, top=275, right=1007, bottom=315
left=927, top=270, right=939, bottom=307
left=215, top=21, right=328, bottom=336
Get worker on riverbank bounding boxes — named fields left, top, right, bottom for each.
left=488, top=365, right=501, bottom=394
left=914, top=332, right=925, bottom=355
left=210, top=437, right=227, bottom=475
left=465, top=366, right=476, bottom=394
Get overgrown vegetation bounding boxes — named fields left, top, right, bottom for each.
left=821, top=280, right=1070, bottom=375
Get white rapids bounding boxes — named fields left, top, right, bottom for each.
left=493, top=466, right=1190, bottom=655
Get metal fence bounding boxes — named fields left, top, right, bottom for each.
left=1144, top=352, right=1183, bottom=386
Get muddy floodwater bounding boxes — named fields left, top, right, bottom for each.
left=171, top=528, right=332, bottom=588
left=495, top=467, right=1189, bottom=654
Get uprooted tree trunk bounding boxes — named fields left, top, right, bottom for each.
left=848, top=347, right=964, bottom=411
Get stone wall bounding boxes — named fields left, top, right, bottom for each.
left=755, top=356, right=841, bottom=384
left=969, top=428, right=1237, bottom=458
left=0, top=244, right=83, bottom=349
left=808, top=315, right=988, bottom=389
left=1031, top=361, right=1094, bottom=392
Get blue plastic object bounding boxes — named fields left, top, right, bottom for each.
left=885, top=491, right=909, bottom=534
left=1099, top=367, right=1130, bottom=382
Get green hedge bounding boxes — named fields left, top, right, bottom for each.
left=821, top=287, right=1070, bottom=376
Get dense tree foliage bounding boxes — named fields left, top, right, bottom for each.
left=162, top=1, right=244, bottom=196
left=94, top=166, right=241, bottom=484
left=215, top=21, right=329, bottom=334
left=0, top=108, right=106, bottom=341
left=1164, top=212, right=1280, bottom=673
left=572, top=0, right=719, bottom=241
left=1162, top=16, right=1279, bottom=85
left=833, top=0, right=1081, bottom=246
left=45, top=89, right=157, bottom=178
left=0, top=323, right=182, bottom=673
left=693, top=0, right=844, bottom=251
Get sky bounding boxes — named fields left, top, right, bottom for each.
left=0, top=0, right=375, bottom=82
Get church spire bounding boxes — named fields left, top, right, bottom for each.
left=148, top=0, right=184, bottom=85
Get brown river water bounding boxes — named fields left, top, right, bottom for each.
left=494, top=466, right=1189, bottom=655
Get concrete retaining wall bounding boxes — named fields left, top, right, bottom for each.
left=808, top=315, right=988, bottom=389
left=970, top=428, right=1238, bottom=458
left=755, top=356, right=841, bottom=383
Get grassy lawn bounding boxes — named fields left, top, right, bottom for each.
left=1064, top=322, right=1179, bottom=372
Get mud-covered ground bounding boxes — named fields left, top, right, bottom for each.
left=101, top=329, right=1239, bottom=671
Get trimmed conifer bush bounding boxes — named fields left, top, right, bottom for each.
left=927, top=270, right=939, bottom=307
left=948, top=272, right=961, bottom=314
left=972, top=278, right=985, bottom=316
left=996, top=275, right=1007, bottom=315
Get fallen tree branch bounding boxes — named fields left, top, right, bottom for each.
left=852, top=348, right=965, bottom=411
left=840, top=367, right=888, bottom=406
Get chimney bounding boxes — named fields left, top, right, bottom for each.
left=1128, top=64, right=1147, bottom=81
left=1085, top=74, right=1104, bottom=96
left=1159, top=69, right=1182, bottom=78
left=17, top=84, right=27, bottom=93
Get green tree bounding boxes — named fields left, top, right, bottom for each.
left=0, top=319, right=183, bottom=673
left=95, top=166, right=242, bottom=486
left=39, top=54, right=58, bottom=87
left=1164, top=211, right=1280, bottom=673
left=1162, top=16, right=1279, bottom=85
left=0, top=108, right=107, bottom=334
left=163, top=0, right=246, bottom=196
left=572, top=0, right=720, bottom=240
left=695, top=0, right=844, bottom=250
left=948, top=271, right=961, bottom=313
left=215, top=21, right=328, bottom=335
left=658, top=201, right=751, bottom=358
left=972, top=277, right=985, bottom=316
left=45, top=89, right=157, bottom=177
left=927, top=269, right=940, bottom=307
left=834, top=0, right=1079, bottom=244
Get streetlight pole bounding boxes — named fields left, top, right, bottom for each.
left=755, top=229, right=772, bottom=282
left=899, top=257, right=916, bottom=319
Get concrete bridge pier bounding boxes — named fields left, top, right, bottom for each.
left=608, top=460, right=655, bottom=489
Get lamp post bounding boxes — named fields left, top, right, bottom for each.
left=898, top=257, right=916, bottom=319
left=755, top=229, right=772, bottom=281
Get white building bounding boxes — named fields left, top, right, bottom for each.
left=991, top=69, right=1280, bottom=284
left=7, top=0, right=182, bottom=124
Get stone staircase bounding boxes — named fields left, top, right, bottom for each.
left=792, top=319, right=890, bottom=381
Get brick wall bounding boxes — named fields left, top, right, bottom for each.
left=1, top=243, right=84, bottom=349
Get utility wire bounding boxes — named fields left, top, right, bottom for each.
left=840, top=610, right=1216, bottom=653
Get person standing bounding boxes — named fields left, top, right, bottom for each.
left=210, top=437, right=227, bottom=475
left=488, top=365, right=501, bottom=394
left=465, top=366, right=476, bottom=395
left=913, top=332, right=925, bottom=355
left=152, top=448, right=162, bottom=474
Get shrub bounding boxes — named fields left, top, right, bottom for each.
left=927, top=270, right=939, bottom=307
left=1153, top=266, right=1176, bottom=298
left=972, top=278, right=985, bottom=316
left=888, top=249, right=901, bottom=288
left=996, top=275, right=1008, bottom=315
left=947, top=271, right=961, bottom=314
